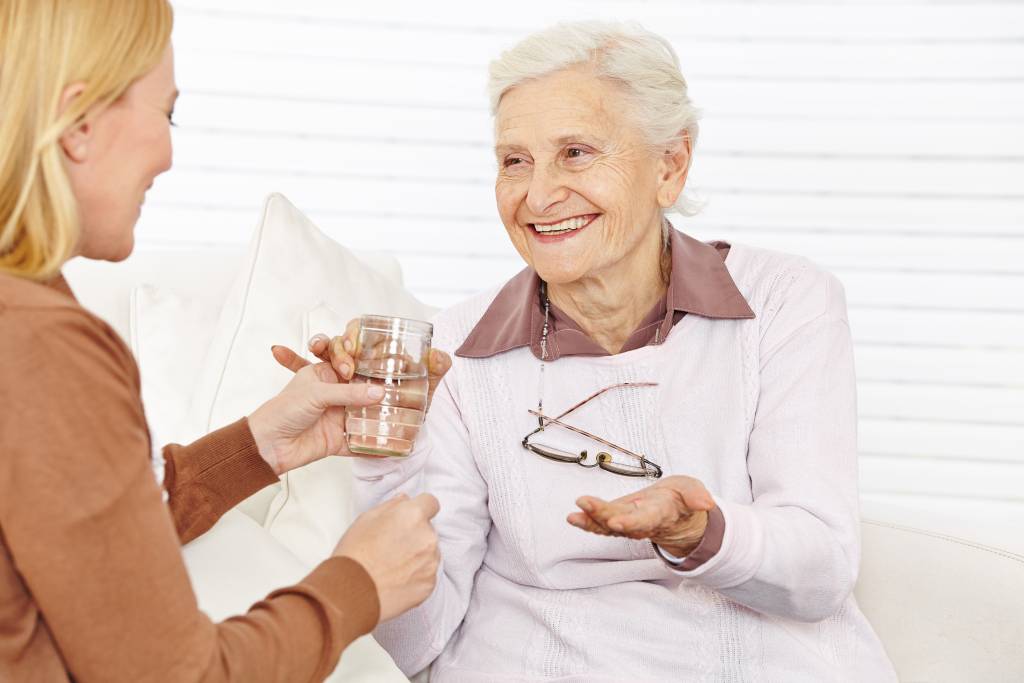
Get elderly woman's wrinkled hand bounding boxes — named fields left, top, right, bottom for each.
left=567, top=475, right=716, bottom=557
left=271, top=318, right=453, bottom=408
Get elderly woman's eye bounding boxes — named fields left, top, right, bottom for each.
left=564, top=146, right=591, bottom=161
left=503, top=156, right=527, bottom=169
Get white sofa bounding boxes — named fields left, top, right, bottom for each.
left=64, top=196, right=1024, bottom=682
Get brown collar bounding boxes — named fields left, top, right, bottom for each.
left=456, top=228, right=754, bottom=360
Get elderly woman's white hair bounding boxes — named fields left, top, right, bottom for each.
left=488, top=21, right=702, bottom=216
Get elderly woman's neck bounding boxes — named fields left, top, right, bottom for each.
left=547, top=236, right=670, bottom=355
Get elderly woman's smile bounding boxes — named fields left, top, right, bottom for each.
left=529, top=213, right=599, bottom=239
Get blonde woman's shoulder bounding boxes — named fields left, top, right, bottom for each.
left=0, top=271, right=78, bottom=315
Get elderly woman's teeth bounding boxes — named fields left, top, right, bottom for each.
left=533, top=216, right=588, bottom=234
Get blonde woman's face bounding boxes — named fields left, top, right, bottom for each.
left=493, top=67, right=681, bottom=286
left=64, top=44, right=178, bottom=262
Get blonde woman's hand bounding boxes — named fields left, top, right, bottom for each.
left=271, top=319, right=453, bottom=408
left=247, top=361, right=384, bottom=475
left=334, top=493, right=441, bottom=623
left=567, top=475, right=716, bottom=557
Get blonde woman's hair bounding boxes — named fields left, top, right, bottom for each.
left=489, top=21, right=703, bottom=216
left=0, top=0, right=173, bottom=280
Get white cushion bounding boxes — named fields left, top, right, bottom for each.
left=183, top=194, right=435, bottom=564
left=129, top=285, right=222, bottom=447
left=856, top=500, right=1024, bottom=680
left=183, top=192, right=433, bottom=442
left=63, top=246, right=242, bottom=345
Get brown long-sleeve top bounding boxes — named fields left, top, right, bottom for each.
left=0, top=272, right=380, bottom=682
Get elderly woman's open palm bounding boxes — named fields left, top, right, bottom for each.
left=568, top=476, right=716, bottom=557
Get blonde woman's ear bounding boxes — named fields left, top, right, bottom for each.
left=57, top=82, right=92, bottom=162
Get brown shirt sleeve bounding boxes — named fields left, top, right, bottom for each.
left=0, top=306, right=379, bottom=682
left=654, top=506, right=726, bottom=571
left=163, top=418, right=279, bottom=544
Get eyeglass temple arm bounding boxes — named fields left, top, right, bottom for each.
left=548, top=381, right=659, bottom=421
left=527, top=409, right=649, bottom=462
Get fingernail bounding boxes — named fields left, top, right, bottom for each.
left=271, top=345, right=281, bottom=353
left=340, top=363, right=351, bottom=379
left=343, top=339, right=354, bottom=353
left=367, top=386, right=385, bottom=400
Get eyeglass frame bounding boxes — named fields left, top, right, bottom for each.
left=521, top=382, right=663, bottom=479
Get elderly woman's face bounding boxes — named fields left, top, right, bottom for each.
left=494, top=67, right=678, bottom=285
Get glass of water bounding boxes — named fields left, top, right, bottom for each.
left=345, top=315, right=433, bottom=457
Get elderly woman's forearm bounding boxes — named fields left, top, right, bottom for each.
left=352, top=374, right=492, bottom=672
left=689, top=502, right=858, bottom=622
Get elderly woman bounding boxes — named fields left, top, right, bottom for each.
left=312, top=21, right=896, bottom=682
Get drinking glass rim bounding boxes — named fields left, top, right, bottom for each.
left=359, top=314, right=433, bottom=337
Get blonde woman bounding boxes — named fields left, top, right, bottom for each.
left=0, top=1, right=444, bottom=680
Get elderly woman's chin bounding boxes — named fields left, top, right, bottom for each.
left=512, top=238, right=600, bottom=285
left=519, top=226, right=659, bottom=288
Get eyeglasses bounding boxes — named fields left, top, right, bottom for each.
left=521, top=382, right=663, bottom=478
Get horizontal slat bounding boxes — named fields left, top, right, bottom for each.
left=848, top=308, right=1024, bottom=350
left=689, top=195, right=1024, bottom=236
left=700, top=119, right=1024, bottom=159
left=859, top=455, right=1024, bottom=501
left=854, top=346, right=1024, bottom=388
left=169, top=132, right=495, bottom=180
left=173, top=1, right=1024, bottom=42
left=398, top=255, right=525, bottom=299
left=690, top=229, right=1024, bottom=275
left=837, top=271, right=1022, bottom=312
left=858, top=383, right=1024, bottom=425
left=860, top=418, right=1024, bottom=462
left=691, top=157, right=1019, bottom=199
left=174, top=50, right=1024, bottom=119
left=174, top=14, right=1024, bottom=80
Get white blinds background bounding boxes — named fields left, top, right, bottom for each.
left=153, top=0, right=1024, bottom=524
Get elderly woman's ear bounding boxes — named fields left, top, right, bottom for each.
left=656, top=130, right=693, bottom=209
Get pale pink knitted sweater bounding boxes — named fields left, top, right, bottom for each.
left=353, top=244, right=897, bottom=682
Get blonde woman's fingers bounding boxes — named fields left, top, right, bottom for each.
left=272, top=345, right=311, bottom=373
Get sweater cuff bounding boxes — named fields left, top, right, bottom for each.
left=265, top=556, right=380, bottom=680
left=665, top=497, right=765, bottom=589
left=164, top=417, right=278, bottom=496
left=287, top=556, right=381, bottom=640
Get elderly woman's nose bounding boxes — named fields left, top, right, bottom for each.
left=525, top=166, right=570, bottom=216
